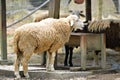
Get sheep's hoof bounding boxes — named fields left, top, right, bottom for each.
left=46, top=67, right=55, bottom=71
left=69, top=63, right=73, bottom=67
left=25, top=76, right=30, bottom=79
left=24, top=73, right=30, bottom=79
left=51, top=68, right=55, bottom=71
left=14, top=75, right=21, bottom=80
left=14, top=77, right=20, bottom=80
left=64, top=63, right=68, bottom=66
left=47, top=69, right=55, bottom=72
left=47, top=70, right=55, bottom=72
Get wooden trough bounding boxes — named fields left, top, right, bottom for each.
left=65, top=32, right=106, bottom=70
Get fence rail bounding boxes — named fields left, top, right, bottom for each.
left=7, top=0, right=49, bottom=28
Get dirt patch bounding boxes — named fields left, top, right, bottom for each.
left=0, top=72, right=120, bottom=80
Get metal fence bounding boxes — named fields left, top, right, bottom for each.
left=6, top=0, right=49, bottom=28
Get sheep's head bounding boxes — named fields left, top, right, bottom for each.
left=69, top=10, right=85, bottom=18
left=67, top=15, right=84, bottom=31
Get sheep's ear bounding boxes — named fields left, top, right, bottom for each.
left=69, top=20, right=74, bottom=26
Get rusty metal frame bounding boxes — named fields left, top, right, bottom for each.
left=0, top=0, right=8, bottom=64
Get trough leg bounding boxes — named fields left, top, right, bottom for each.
left=101, top=34, right=106, bottom=69
left=80, top=35, right=87, bottom=70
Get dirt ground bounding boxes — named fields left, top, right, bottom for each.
left=1, top=48, right=119, bottom=80
left=0, top=73, right=120, bottom=80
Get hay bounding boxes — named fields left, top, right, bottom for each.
left=88, top=20, right=110, bottom=32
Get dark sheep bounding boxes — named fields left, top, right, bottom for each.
left=88, top=20, right=120, bottom=50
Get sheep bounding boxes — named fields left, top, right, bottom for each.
left=13, top=15, right=84, bottom=79
left=33, top=11, right=48, bottom=22
left=33, top=11, right=69, bottom=22
left=64, top=45, right=74, bottom=66
left=33, top=10, right=85, bottom=67
left=64, top=11, right=85, bottom=67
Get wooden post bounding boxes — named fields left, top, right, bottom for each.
left=80, top=35, right=87, bottom=70
left=118, top=0, right=120, bottom=13
left=49, top=0, right=60, bottom=67
left=101, top=34, right=106, bottom=69
left=0, top=0, right=8, bottom=64
left=49, top=0, right=60, bottom=18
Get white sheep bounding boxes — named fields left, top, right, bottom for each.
left=33, top=10, right=85, bottom=66
left=33, top=10, right=85, bottom=22
left=13, top=15, right=84, bottom=79
left=33, top=11, right=69, bottom=22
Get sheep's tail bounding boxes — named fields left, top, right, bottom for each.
left=13, top=32, right=23, bottom=61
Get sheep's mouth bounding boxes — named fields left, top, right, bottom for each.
left=72, top=25, right=85, bottom=32
left=77, top=26, right=84, bottom=30
left=72, top=27, right=83, bottom=32
left=75, top=25, right=84, bottom=30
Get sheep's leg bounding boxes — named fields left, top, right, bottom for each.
left=46, top=52, right=56, bottom=71
left=21, top=59, right=29, bottom=78
left=95, top=51, right=100, bottom=65
left=64, top=45, right=69, bottom=66
left=50, top=52, right=56, bottom=71
left=46, top=52, right=50, bottom=71
left=14, top=57, right=21, bottom=79
left=46, top=52, right=52, bottom=71
left=41, top=51, right=47, bottom=66
left=69, top=47, right=73, bottom=67
left=21, top=52, right=32, bottom=78
left=92, top=50, right=100, bottom=66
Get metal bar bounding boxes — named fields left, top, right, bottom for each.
left=85, top=0, right=92, bottom=21
left=0, top=0, right=7, bottom=61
